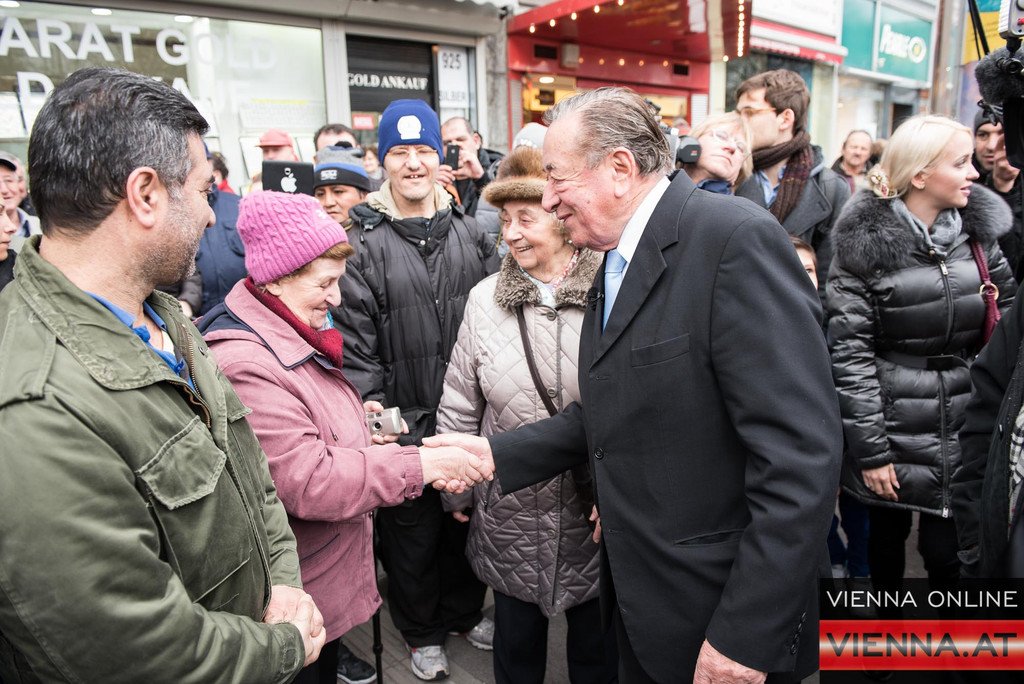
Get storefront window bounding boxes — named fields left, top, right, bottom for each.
left=836, top=76, right=885, bottom=141
left=347, top=36, right=477, bottom=147
left=1, top=3, right=325, bottom=184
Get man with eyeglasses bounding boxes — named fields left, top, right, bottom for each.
left=0, top=152, right=40, bottom=253
left=734, top=70, right=849, bottom=300
left=333, top=99, right=499, bottom=681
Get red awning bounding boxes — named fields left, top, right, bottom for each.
left=749, top=20, right=846, bottom=65
left=508, top=0, right=748, bottom=62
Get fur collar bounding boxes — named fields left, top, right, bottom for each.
left=832, top=184, right=1012, bottom=276
left=492, top=248, right=602, bottom=310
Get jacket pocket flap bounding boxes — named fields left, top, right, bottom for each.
left=631, top=334, right=690, bottom=367
left=674, top=528, right=745, bottom=546
left=138, top=417, right=227, bottom=509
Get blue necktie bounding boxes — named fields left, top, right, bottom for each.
left=602, top=249, right=627, bottom=331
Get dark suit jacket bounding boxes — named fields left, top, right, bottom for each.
left=490, top=171, right=843, bottom=682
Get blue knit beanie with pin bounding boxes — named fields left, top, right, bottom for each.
left=377, top=99, right=443, bottom=162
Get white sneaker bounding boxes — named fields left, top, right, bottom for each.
left=410, top=645, right=449, bottom=681
left=449, top=616, right=494, bottom=651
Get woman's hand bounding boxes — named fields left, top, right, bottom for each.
left=363, top=400, right=409, bottom=444
left=862, top=464, right=900, bottom=501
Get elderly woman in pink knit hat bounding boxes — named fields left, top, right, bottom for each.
left=199, top=191, right=491, bottom=684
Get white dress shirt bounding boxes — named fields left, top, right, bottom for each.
left=614, top=176, right=671, bottom=277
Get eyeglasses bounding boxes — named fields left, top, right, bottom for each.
left=737, top=106, right=777, bottom=119
left=703, top=128, right=749, bottom=155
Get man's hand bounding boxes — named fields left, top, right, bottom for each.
left=452, top=509, right=471, bottom=523
left=992, top=148, right=1020, bottom=193
left=421, top=433, right=495, bottom=491
left=861, top=463, right=899, bottom=501
left=419, top=441, right=494, bottom=491
left=263, top=584, right=308, bottom=624
left=454, top=147, right=485, bottom=181
left=436, top=164, right=457, bottom=187
left=693, top=640, right=766, bottom=684
left=423, top=433, right=492, bottom=460
left=289, top=594, right=327, bottom=667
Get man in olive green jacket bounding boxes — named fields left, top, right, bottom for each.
left=0, top=68, right=324, bottom=683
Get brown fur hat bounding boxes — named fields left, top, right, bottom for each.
left=482, top=146, right=546, bottom=208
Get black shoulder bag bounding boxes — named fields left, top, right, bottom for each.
left=515, top=305, right=595, bottom=512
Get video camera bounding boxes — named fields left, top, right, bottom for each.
left=644, top=99, right=701, bottom=167
left=974, top=0, right=1024, bottom=167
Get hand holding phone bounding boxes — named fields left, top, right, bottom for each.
left=444, top=143, right=461, bottom=169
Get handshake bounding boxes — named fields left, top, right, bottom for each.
left=418, top=433, right=495, bottom=493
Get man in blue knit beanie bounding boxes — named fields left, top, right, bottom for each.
left=332, top=97, right=499, bottom=681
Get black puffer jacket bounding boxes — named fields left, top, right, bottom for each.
left=335, top=194, right=499, bottom=445
left=954, top=281, right=1024, bottom=577
left=827, top=185, right=1016, bottom=516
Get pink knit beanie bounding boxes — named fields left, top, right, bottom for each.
left=236, top=191, right=350, bottom=284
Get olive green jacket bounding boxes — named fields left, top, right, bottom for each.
left=0, top=238, right=305, bottom=683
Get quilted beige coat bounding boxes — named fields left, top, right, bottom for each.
left=437, top=249, right=602, bottom=616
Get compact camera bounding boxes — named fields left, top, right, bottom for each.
left=366, top=407, right=403, bottom=437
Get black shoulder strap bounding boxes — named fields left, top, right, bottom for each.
left=516, top=304, right=558, bottom=417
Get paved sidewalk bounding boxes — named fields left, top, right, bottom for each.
left=342, top=514, right=925, bottom=684
left=345, top=578, right=572, bottom=684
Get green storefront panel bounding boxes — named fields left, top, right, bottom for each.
left=875, top=5, right=931, bottom=81
left=841, top=0, right=876, bottom=71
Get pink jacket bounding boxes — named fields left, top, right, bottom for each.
left=203, top=281, right=424, bottom=640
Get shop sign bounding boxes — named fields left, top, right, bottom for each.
left=753, top=0, right=840, bottom=37
left=436, top=45, right=470, bottom=110
left=347, top=72, right=429, bottom=91
left=0, top=16, right=278, bottom=69
left=875, top=6, right=931, bottom=81
left=840, top=0, right=932, bottom=83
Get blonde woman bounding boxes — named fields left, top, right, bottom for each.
left=827, top=115, right=1016, bottom=599
left=682, top=112, right=753, bottom=193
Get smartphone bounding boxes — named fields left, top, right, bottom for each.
left=444, top=143, right=461, bottom=168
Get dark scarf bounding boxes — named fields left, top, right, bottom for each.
left=244, top=277, right=345, bottom=368
left=752, top=131, right=813, bottom=223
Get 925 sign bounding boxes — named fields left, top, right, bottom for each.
left=436, top=46, right=470, bottom=109
left=441, top=51, right=463, bottom=70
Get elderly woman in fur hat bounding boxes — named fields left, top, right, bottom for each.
left=436, top=147, right=618, bottom=683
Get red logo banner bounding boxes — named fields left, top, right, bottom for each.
left=820, top=620, right=1024, bottom=670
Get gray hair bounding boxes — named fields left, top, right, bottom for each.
left=543, top=87, right=671, bottom=176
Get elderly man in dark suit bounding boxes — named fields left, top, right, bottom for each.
left=426, top=87, right=842, bottom=684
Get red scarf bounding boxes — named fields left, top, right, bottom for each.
left=244, top=277, right=345, bottom=368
